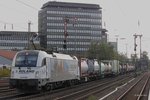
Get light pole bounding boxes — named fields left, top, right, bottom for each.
left=120, top=37, right=126, bottom=55
left=120, top=37, right=128, bottom=64
left=133, top=34, right=138, bottom=76
left=28, top=21, right=32, bottom=49
left=115, top=35, right=119, bottom=52
left=125, top=43, right=128, bottom=58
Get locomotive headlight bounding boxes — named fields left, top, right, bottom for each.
left=35, top=71, right=39, bottom=78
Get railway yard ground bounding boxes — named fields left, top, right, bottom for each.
left=0, top=71, right=150, bottom=100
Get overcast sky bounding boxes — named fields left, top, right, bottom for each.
left=0, top=0, right=149, bottom=58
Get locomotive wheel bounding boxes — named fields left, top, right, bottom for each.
left=45, top=84, right=52, bottom=91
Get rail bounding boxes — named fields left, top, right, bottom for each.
left=117, top=73, right=149, bottom=100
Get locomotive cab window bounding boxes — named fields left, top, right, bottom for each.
left=42, top=58, right=46, bottom=66
left=15, top=51, right=38, bottom=67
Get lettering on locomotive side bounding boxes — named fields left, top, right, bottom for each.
left=19, top=69, right=35, bottom=73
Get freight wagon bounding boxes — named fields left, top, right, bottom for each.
left=101, top=60, right=120, bottom=76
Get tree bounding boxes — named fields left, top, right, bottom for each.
left=142, top=51, right=149, bottom=60
left=87, top=43, right=118, bottom=61
left=141, top=51, right=149, bottom=68
left=97, top=43, right=115, bottom=60
left=86, top=42, right=97, bottom=59
left=118, top=53, right=128, bottom=64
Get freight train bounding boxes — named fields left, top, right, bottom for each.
left=9, top=50, right=135, bottom=93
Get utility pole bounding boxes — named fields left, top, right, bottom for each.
left=73, top=17, right=78, bottom=55
left=133, top=34, right=143, bottom=74
left=63, top=17, right=69, bottom=53
left=133, top=34, right=138, bottom=76
left=139, top=35, right=142, bottom=59
left=133, top=34, right=142, bottom=58
left=28, top=21, right=32, bottom=49
left=139, top=35, right=142, bottom=71
left=63, top=16, right=78, bottom=55
left=133, top=34, right=138, bottom=56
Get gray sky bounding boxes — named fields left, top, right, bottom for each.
left=0, top=0, right=149, bottom=58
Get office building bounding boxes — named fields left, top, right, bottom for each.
left=39, top=1, right=106, bottom=55
left=0, top=31, right=38, bottom=50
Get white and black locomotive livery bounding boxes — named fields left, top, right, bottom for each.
left=9, top=50, right=80, bottom=92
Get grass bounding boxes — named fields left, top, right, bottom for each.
left=88, top=95, right=97, bottom=100
left=0, top=68, right=11, bottom=77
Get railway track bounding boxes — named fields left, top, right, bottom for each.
left=22, top=74, right=134, bottom=100
left=0, top=78, right=9, bottom=83
left=116, top=72, right=150, bottom=100
left=0, top=87, right=15, bottom=93
left=53, top=75, right=133, bottom=100
left=0, top=79, right=18, bottom=99
left=0, top=84, right=9, bottom=88
left=0, top=93, right=26, bottom=100
left=0, top=73, right=135, bottom=100
left=0, top=88, right=17, bottom=99
left=3, top=78, right=114, bottom=100
left=0, top=78, right=9, bottom=88
left=0, top=78, right=109, bottom=100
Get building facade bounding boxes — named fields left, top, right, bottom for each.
left=0, top=31, right=38, bottom=50
left=101, top=29, right=108, bottom=43
left=39, top=1, right=106, bottom=55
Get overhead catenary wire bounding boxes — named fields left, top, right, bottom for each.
left=0, top=0, right=38, bottom=31
left=16, top=0, right=39, bottom=11
left=15, top=0, right=39, bottom=31
left=0, top=3, right=35, bottom=18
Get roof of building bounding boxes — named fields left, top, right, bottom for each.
left=0, top=50, right=17, bottom=60
left=42, top=1, right=101, bottom=9
left=0, top=31, right=36, bottom=36
left=0, top=56, right=12, bottom=65
left=102, top=29, right=108, bottom=32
